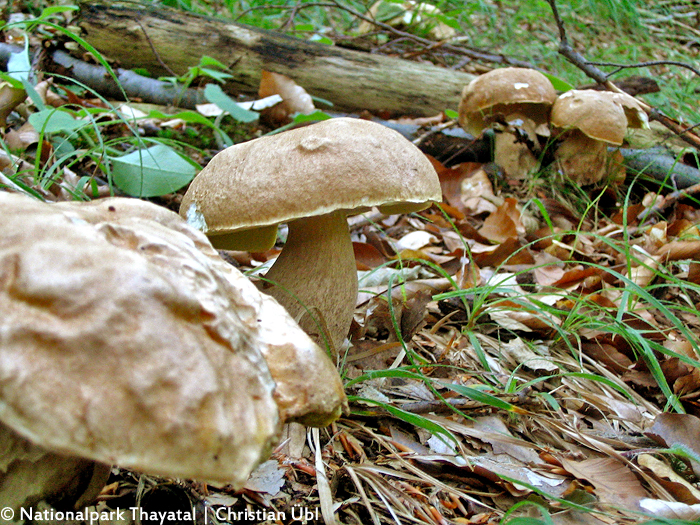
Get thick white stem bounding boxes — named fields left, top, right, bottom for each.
left=264, top=212, right=357, bottom=351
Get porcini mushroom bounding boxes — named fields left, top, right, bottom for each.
left=0, top=191, right=346, bottom=512
left=458, top=67, right=557, bottom=179
left=180, top=117, right=442, bottom=350
left=550, top=89, right=648, bottom=185
left=54, top=195, right=347, bottom=428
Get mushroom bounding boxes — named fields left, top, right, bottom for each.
left=458, top=67, right=557, bottom=179
left=180, top=117, right=442, bottom=350
left=550, top=89, right=648, bottom=185
left=54, top=196, right=348, bottom=427
left=0, top=192, right=346, bottom=512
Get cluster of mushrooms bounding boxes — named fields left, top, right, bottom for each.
left=0, top=118, right=443, bottom=513
left=457, top=67, right=649, bottom=185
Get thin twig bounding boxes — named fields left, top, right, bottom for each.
left=547, top=0, right=608, bottom=84
left=587, top=59, right=700, bottom=78
left=638, top=180, right=700, bottom=222
left=136, top=20, right=177, bottom=78
left=233, top=2, right=337, bottom=22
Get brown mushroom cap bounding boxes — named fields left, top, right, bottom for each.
left=458, top=67, right=557, bottom=136
left=180, top=117, right=442, bottom=252
left=179, top=117, right=441, bottom=350
left=550, top=89, right=628, bottom=145
left=0, top=192, right=344, bottom=487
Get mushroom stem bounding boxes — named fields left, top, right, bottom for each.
left=263, top=212, right=357, bottom=351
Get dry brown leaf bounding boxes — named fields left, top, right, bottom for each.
left=460, top=168, right=498, bottom=215
left=428, top=156, right=480, bottom=215
left=558, top=457, right=649, bottom=511
left=646, top=413, right=700, bottom=476
left=472, top=237, right=534, bottom=267
left=244, top=459, right=286, bottom=496
left=472, top=415, right=541, bottom=464
left=638, top=454, right=700, bottom=504
left=580, top=341, right=634, bottom=374
left=486, top=299, right=558, bottom=334
left=479, top=198, right=521, bottom=243
left=0, top=82, right=26, bottom=127
left=500, top=337, right=559, bottom=373
left=394, top=230, right=438, bottom=252
left=656, top=240, right=700, bottom=262
left=353, top=241, right=387, bottom=270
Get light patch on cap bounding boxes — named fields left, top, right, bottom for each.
left=185, top=202, right=208, bottom=233
left=299, top=135, right=333, bottom=152
left=513, top=82, right=530, bottom=90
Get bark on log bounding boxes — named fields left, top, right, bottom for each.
left=74, top=0, right=475, bottom=116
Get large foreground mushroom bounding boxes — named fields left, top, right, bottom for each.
left=180, top=117, right=442, bottom=350
left=0, top=192, right=346, bottom=512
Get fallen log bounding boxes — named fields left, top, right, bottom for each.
left=73, top=0, right=475, bottom=116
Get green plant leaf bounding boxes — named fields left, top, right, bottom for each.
left=204, top=84, right=259, bottom=123
left=0, top=72, right=23, bottom=90
left=309, top=34, right=334, bottom=45
left=7, top=43, right=31, bottom=83
left=542, top=72, right=574, bottom=92
left=198, top=67, right=233, bottom=83
left=110, top=144, right=197, bottom=197
left=353, top=397, right=459, bottom=447
left=198, top=55, right=230, bottom=70
left=146, top=109, right=233, bottom=147
left=436, top=13, right=461, bottom=30
left=37, top=5, right=78, bottom=19
left=438, top=381, right=520, bottom=412
left=29, top=109, right=84, bottom=133
left=266, top=110, right=332, bottom=135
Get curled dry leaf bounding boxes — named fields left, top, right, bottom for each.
left=639, top=498, right=700, bottom=520
left=637, top=454, right=700, bottom=504
left=478, top=197, right=523, bottom=243
left=460, top=167, right=498, bottom=215
left=258, top=70, right=315, bottom=125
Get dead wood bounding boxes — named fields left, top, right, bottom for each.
left=73, top=0, right=476, bottom=117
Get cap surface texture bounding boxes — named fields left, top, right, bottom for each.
left=0, top=193, right=331, bottom=486
left=180, top=117, right=442, bottom=249
left=458, top=67, right=557, bottom=135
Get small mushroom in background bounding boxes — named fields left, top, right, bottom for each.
left=550, top=89, right=649, bottom=185
left=0, top=192, right=347, bottom=513
left=458, top=67, right=557, bottom=179
left=180, top=117, right=442, bottom=351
